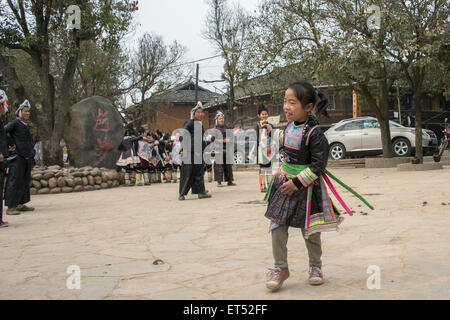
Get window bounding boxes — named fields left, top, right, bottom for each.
left=327, top=95, right=336, bottom=111
left=335, top=120, right=364, bottom=131
left=364, top=120, right=379, bottom=129
left=389, top=121, right=403, bottom=128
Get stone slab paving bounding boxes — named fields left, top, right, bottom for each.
left=0, top=167, right=449, bottom=300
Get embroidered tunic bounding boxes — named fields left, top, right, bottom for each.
left=264, top=117, right=338, bottom=236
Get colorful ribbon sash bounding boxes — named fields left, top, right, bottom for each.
left=266, top=161, right=374, bottom=237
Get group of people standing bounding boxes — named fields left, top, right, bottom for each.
left=116, top=127, right=179, bottom=186
left=115, top=101, right=239, bottom=201
left=0, top=91, right=35, bottom=229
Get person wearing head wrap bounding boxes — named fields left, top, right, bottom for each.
left=4, top=99, right=35, bottom=214
left=178, top=101, right=211, bottom=200
left=0, top=90, right=8, bottom=113
left=116, top=127, right=142, bottom=186
left=0, top=91, right=10, bottom=226
left=253, top=104, right=273, bottom=192
left=213, top=111, right=235, bottom=187
left=190, top=101, right=203, bottom=120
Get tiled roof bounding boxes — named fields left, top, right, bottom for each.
left=149, top=81, right=220, bottom=104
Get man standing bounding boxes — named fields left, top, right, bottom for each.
left=5, top=100, right=35, bottom=215
left=178, top=102, right=211, bottom=201
left=0, top=90, right=10, bottom=226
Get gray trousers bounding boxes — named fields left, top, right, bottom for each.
left=271, top=225, right=322, bottom=269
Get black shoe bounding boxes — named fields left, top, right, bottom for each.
left=18, top=205, right=35, bottom=212
left=217, top=182, right=223, bottom=187
left=178, top=195, right=185, bottom=201
left=198, top=193, right=211, bottom=199
left=227, top=182, right=236, bottom=186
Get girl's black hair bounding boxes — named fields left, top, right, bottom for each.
left=287, top=81, right=329, bottom=118
left=124, top=128, right=135, bottom=137
left=149, top=133, right=158, bottom=140
left=257, top=104, right=268, bottom=116
left=137, top=127, right=146, bottom=135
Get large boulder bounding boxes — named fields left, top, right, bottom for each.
left=65, top=96, right=124, bottom=169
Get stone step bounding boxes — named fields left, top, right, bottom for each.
left=232, top=154, right=450, bottom=171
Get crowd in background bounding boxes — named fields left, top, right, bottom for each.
left=115, top=125, right=181, bottom=186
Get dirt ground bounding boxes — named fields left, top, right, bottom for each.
left=0, top=165, right=449, bottom=300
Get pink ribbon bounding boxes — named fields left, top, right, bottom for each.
left=322, top=173, right=353, bottom=216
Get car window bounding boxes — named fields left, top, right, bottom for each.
left=364, top=120, right=379, bottom=129
left=335, top=120, right=364, bottom=131
left=389, top=121, right=403, bottom=127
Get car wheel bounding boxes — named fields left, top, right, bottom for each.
left=330, top=143, right=346, bottom=160
left=233, top=151, right=244, bottom=164
left=392, top=138, right=411, bottom=157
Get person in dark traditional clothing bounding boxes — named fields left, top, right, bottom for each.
left=135, top=127, right=152, bottom=186
left=146, top=132, right=160, bottom=183
left=116, top=127, right=142, bottom=186
left=161, top=133, right=173, bottom=183
left=0, top=91, right=10, bottom=226
left=254, top=105, right=273, bottom=192
left=178, top=102, right=211, bottom=201
left=154, top=130, right=166, bottom=183
left=5, top=100, right=35, bottom=215
left=213, top=112, right=235, bottom=187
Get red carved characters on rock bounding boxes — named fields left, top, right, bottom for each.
left=94, top=137, right=113, bottom=166
left=91, top=108, right=111, bottom=132
left=90, top=108, right=112, bottom=166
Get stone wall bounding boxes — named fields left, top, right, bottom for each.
left=30, top=165, right=125, bottom=195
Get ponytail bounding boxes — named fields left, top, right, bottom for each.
left=287, top=82, right=330, bottom=122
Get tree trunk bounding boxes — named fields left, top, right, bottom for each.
left=358, top=83, right=393, bottom=158
left=414, top=94, right=423, bottom=163
left=378, top=80, right=393, bottom=158
left=378, top=116, right=393, bottom=158
left=46, top=33, right=81, bottom=166
left=42, top=136, right=63, bottom=166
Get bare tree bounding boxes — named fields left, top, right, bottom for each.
left=128, top=32, right=185, bottom=121
left=203, top=0, right=252, bottom=124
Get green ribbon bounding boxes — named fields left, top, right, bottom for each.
left=263, top=162, right=374, bottom=211
left=324, top=169, right=374, bottom=210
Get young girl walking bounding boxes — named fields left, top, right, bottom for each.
left=263, top=81, right=373, bottom=291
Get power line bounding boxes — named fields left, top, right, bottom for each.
left=199, top=79, right=225, bottom=83
left=169, top=54, right=222, bottom=68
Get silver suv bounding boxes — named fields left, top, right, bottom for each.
left=324, top=117, right=438, bottom=160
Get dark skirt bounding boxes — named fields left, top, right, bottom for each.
left=214, top=163, right=233, bottom=183
left=264, top=178, right=325, bottom=228
left=214, top=152, right=233, bottom=183
left=5, top=155, right=32, bottom=207
left=179, top=163, right=205, bottom=195
left=135, top=158, right=149, bottom=171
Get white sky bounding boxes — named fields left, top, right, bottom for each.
left=131, top=0, right=260, bottom=93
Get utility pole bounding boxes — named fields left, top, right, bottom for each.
left=195, top=64, right=199, bottom=103
left=396, top=81, right=402, bottom=124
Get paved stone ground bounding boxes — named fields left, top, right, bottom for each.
left=0, top=166, right=449, bottom=300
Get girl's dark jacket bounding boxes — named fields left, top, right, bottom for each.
left=265, top=117, right=331, bottom=228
